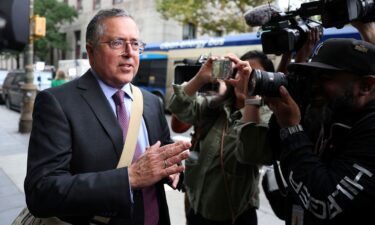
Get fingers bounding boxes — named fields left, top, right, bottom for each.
left=162, top=164, right=185, bottom=178
left=226, top=54, right=240, bottom=64
left=148, top=140, right=161, bottom=151
left=158, top=141, right=191, bottom=159
left=164, top=150, right=190, bottom=167
left=168, top=171, right=180, bottom=189
left=279, top=86, right=291, bottom=100
left=264, top=86, right=301, bottom=127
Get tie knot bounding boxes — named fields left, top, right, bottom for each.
left=113, top=90, right=125, bottom=106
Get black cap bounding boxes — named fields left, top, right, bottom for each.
left=288, top=38, right=375, bottom=76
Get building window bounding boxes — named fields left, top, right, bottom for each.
left=64, top=0, right=69, bottom=4
left=93, top=0, right=100, bottom=10
left=183, top=23, right=196, bottom=40
left=113, top=0, right=123, bottom=4
left=213, top=30, right=223, bottom=37
left=75, top=30, right=81, bottom=59
left=77, top=0, right=83, bottom=11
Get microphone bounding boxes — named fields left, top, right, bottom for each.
left=244, top=4, right=282, bottom=27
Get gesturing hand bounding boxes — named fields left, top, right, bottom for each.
left=128, top=140, right=191, bottom=189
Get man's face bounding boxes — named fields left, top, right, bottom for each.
left=86, top=17, right=140, bottom=88
left=304, top=70, right=360, bottom=125
left=317, top=71, right=359, bottom=113
left=303, top=70, right=360, bottom=139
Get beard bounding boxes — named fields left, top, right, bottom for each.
left=328, top=93, right=355, bottom=112
left=303, top=104, right=333, bottom=142
left=303, top=84, right=357, bottom=141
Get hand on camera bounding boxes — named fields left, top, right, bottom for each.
left=264, top=86, right=301, bottom=128
left=351, top=21, right=375, bottom=45
left=295, top=27, right=321, bottom=63
left=196, top=56, right=218, bottom=84
left=225, top=54, right=253, bottom=101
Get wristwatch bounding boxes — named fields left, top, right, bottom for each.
left=245, top=98, right=264, bottom=106
left=280, top=124, right=304, bottom=140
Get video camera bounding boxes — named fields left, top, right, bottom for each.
left=258, top=2, right=323, bottom=55
left=321, top=0, right=375, bottom=28
left=0, top=0, right=29, bottom=52
left=247, top=0, right=375, bottom=55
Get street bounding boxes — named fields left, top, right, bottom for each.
left=0, top=105, right=283, bottom=225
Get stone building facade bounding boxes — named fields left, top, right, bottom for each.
left=60, top=0, right=183, bottom=60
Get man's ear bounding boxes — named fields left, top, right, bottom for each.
left=86, top=43, right=93, bottom=56
left=86, top=43, right=95, bottom=65
left=359, top=75, right=375, bottom=95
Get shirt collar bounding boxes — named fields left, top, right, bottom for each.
left=90, top=68, right=134, bottom=101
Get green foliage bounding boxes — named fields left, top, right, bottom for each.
left=34, top=0, right=78, bottom=61
left=156, top=0, right=268, bottom=35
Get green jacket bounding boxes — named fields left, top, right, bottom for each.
left=168, top=84, right=273, bottom=221
left=51, top=79, right=66, bottom=87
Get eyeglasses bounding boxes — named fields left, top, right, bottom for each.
left=100, top=39, right=146, bottom=54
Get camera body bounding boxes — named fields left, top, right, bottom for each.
left=261, top=18, right=322, bottom=55
left=260, top=1, right=323, bottom=55
left=0, top=0, right=29, bottom=52
left=212, top=59, right=232, bottom=80
left=260, top=0, right=375, bottom=55
left=174, top=56, right=220, bottom=93
left=321, top=0, right=375, bottom=28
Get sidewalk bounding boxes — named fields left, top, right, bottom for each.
left=0, top=105, right=29, bottom=224
left=0, top=105, right=283, bottom=225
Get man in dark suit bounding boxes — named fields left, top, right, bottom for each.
left=24, top=8, right=190, bottom=225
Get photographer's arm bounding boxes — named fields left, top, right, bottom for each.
left=277, top=28, right=320, bottom=73
left=294, top=28, right=320, bottom=63
left=183, top=57, right=215, bottom=96
left=351, top=21, right=375, bottom=44
left=277, top=52, right=292, bottom=74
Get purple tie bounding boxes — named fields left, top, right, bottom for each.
left=113, top=90, right=129, bottom=143
left=112, top=90, right=159, bottom=225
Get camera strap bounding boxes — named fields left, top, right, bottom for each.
left=272, top=159, right=288, bottom=197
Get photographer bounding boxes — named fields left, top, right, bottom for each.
left=265, top=38, right=375, bottom=225
left=168, top=51, right=274, bottom=225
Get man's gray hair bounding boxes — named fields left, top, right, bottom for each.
left=86, top=8, right=134, bottom=46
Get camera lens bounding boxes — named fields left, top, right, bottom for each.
left=248, top=70, right=288, bottom=96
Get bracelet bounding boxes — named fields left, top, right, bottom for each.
left=245, top=98, right=263, bottom=106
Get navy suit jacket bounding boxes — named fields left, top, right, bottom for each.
left=24, top=70, right=173, bottom=225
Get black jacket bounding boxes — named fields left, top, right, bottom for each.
left=279, top=101, right=375, bottom=225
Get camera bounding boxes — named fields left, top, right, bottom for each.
left=260, top=1, right=323, bottom=55
left=248, top=69, right=314, bottom=109
left=248, top=70, right=288, bottom=97
left=321, top=0, right=375, bottom=28
left=174, top=56, right=220, bottom=93
left=0, top=0, right=29, bottom=52
left=212, top=59, right=232, bottom=80
left=259, top=0, right=375, bottom=55
left=261, top=19, right=322, bottom=55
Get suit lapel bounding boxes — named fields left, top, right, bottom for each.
left=77, top=71, right=123, bottom=157
left=142, top=90, right=157, bottom=145
left=142, top=90, right=155, bottom=145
